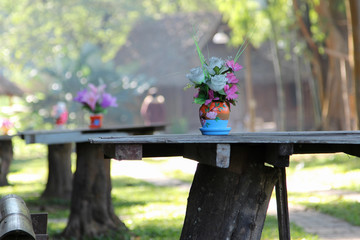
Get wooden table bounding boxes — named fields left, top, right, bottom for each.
left=0, top=135, right=14, bottom=186
left=90, top=131, right=360, bottom=240
left=20, top=124, right=165, bottom=239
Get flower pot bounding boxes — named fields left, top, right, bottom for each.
left=89, top=114, right=103, bottom=129
left=199, top=102, right=231, bottom=135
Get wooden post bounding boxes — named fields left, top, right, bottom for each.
left=41, top=143, right=73, bottom=199
left=61, top=142, right=128, bottom=239
left=0, top=139, right=13, bottom=186
left=276, top=167, right=291, bottom=240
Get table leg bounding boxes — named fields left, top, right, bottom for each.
left=41, top=143, right=72, bottom=199
left=180, top=147, right=279, bottom=240
left=62, top=142, right=128, bottom=239
left=275, top=167, right=291, bottom=240
left=0, top=139, right=13, bottom=186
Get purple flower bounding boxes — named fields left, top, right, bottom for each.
left=205, top=90, right=219, bottom=105
left=74, top=83, right=117, bottom=114
left=101, top=93, right=118, bottom=108
left=74, top=89, right=88, bottom=103
left=83, top=91, right=99, bottom=110
left=89, top=83, right=106, bottom=95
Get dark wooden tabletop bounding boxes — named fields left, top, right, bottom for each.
left=0, top=135, right=14, bottom=141
left=90, top=131, right=360, bottom=167
left=90, top=131, right=360, bottom=145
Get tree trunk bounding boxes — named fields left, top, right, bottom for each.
left=293, top=0, right=326, bottom=105
left=41, top=144, right=73, bottom=200
left=0, top=139, right=13, bottom=186
left=346, top=0, right=360, bottom=129
left=293, top=0, right=326, bottom=130
left=269, top=21, right=286, bottom=131
left=62, top=142, right=128, bottom=239
left=180, top=148, right=279, bottom=240
left=292, top=34, right=304, bottom=131
left=317, top=0, right=348, bottom=130
left=244, top=45, right=256, bottom=132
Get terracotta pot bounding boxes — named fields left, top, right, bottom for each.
left=89, top=114, right=103, bottom=129
left=199, top=102, right=231, bottom=135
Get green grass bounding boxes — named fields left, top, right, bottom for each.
left=6, top=143, right=358, bottom=239
left=287, top=153, right=360, bottom=226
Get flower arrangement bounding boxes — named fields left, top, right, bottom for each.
left=1, top=118, right=14, bottom=135
left=186, top=57, right=242, bottom=106
left=74, top=83, right=118, bottom=114
left=51, top=102, right=68, bottom=125
left=186, top=34, right=246, bottom=107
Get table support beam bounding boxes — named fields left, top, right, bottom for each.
left=62, top=143, right=128, bottom=239
left=275, top=167, right=291, bottom=240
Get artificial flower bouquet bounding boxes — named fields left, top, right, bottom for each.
left=185, top=32, right=246, bottom=135
left=74, top=83, right=118, bottom=114
left=186, top=57, right=242, bottom=106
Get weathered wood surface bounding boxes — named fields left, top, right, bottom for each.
left=93, top=131, right=360, bottom=162
left=180, top=146, right=279, bottom=240
left=21, top=124, right=166, bottom=144
left=91, top=131, right=360, bottom=144
left=0, top=138, right=13, bottom=186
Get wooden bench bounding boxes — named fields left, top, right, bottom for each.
left=0, top=194, right=48, bottom=240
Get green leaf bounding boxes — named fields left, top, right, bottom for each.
left=194, top=98, right=206, bottom=105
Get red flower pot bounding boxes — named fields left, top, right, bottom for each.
left=89, top=114, right=103, bottom=129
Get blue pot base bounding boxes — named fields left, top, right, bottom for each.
left=199, top=127, right=231, bottom=135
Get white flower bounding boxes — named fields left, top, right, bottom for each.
left=186, top=67, right=205, bottom=84
left=206, top=57, right=225, bottom=75
left=208, top=75, right=227, bottom=92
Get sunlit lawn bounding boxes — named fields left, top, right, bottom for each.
left=287, top=153, right=360, bottom=226
left=3, top=137, right=360, bottom=239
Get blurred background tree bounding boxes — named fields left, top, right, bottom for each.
left=0, top=0, right=359, bottom=131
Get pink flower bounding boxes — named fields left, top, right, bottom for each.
left=226, top=73, right=239, bottom=84
left=224, top=85, right=238, bottom=100
left=226, top=60, right=243, bottom=72
left=1, top=119, right=13, bottom=129
left=205, top=90, right=219, bottom=105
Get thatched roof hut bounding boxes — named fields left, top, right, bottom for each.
left=0, top=75, right=23, bottom=97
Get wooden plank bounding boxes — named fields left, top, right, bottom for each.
left=31, top=213, right=48, bottom=234
left=216, top=144, right=231, bottom=168
left=90, top=131, right=360, bottom=145
left=183, top=144, right=230, bottom=168
left=20, top=124, right=166, bottom=144
left=103, top=144, right=142, bottom=160
left=266, top=144, right=293, bottom=167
